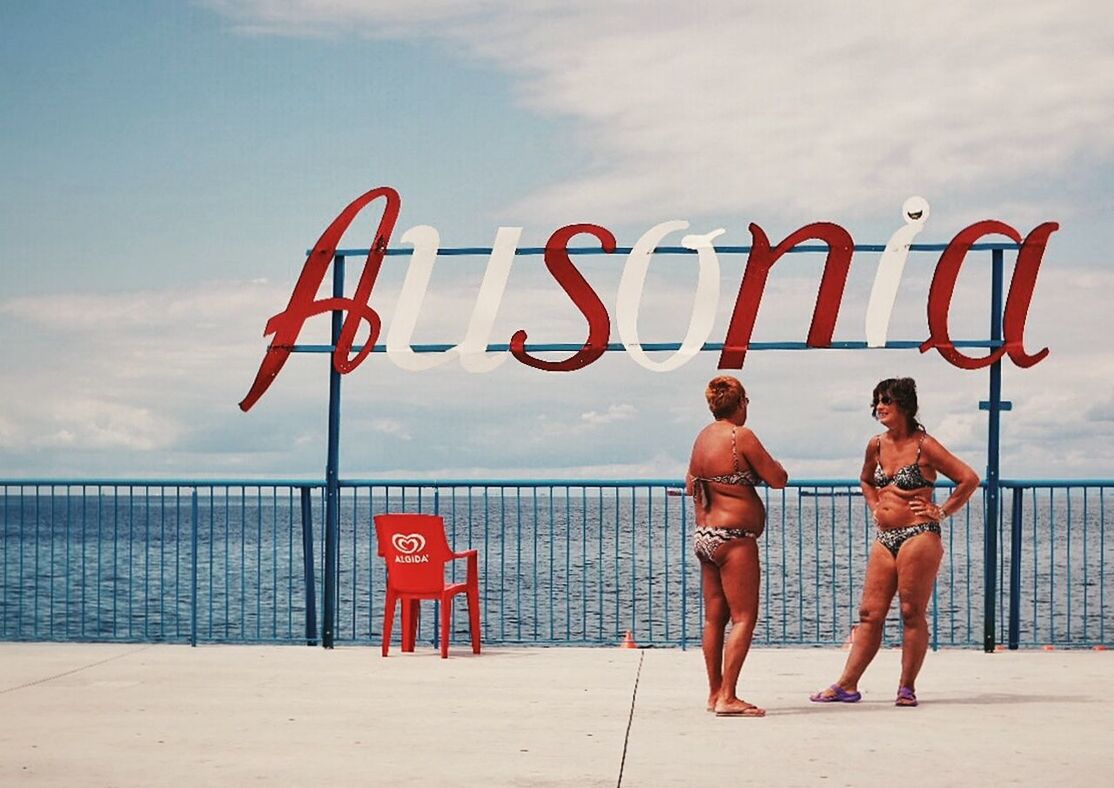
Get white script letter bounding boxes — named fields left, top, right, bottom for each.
left=616, top=221, right=724, bottom=372
left=864, top=196, right=930, bottom=347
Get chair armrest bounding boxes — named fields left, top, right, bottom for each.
left=451, top=549, right=478, bottom=582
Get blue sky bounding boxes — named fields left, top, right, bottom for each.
left=1, top=1, right=1112, bottom=480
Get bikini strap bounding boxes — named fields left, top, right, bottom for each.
left=876, top=435, right=883, bottom=465
left=915, top=432, right=926, bottom=460
left=731, top=426, right=740, bottom=471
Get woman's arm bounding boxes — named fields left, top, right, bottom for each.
left=737, top=428, right=788, bottom=488
left=685, top=435, right=700, bottom=496
left=912, top=435, right=981, bottom=521
left=859, top=438, right=881, bottom=519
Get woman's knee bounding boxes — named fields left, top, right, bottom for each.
left=704, top=610, right=729, bottom=629
left=857, top=605, right=887, bottom=627
left=728, top=612, right=756, bottom=631
left=899, top=600, right=927, bottom=627
left=703, top=601, right=729, bottom=628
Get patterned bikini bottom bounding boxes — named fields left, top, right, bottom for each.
left=875, top=522, right=941, bottom=557
left=693, top=525, right=760, bottom=564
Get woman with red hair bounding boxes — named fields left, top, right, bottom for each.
left=687, top=375, right=787, bottom=717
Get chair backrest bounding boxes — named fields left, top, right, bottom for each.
left=373, top=513, right=455, bottom=594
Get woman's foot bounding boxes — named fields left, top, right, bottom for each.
left=809, top=683, right=862, bottom=703
left=714, top=698, right=766, bottom=717
left=895, top=686, right=918, bottom=707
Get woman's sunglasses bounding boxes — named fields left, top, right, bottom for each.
left=873, top=395, right=895, bottom=406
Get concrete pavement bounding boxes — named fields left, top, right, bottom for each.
left=1, top=642, right=1111, bottom=786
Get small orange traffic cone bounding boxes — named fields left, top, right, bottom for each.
left=620, top=630, right=638, bottom=649
left=1092, top=644, right=1107, bottom=651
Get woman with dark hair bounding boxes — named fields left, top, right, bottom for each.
left=686, top=375, right=787, bottom=717
left=811, top=377, right=979, bottom=707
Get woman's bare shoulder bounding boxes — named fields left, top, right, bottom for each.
left=918, top=432, right=950, bottom=459
left=691, top=422, right=721, bottom=452
left=918, top=431, right=940, bottom=449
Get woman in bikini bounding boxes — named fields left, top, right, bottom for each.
left=811, top=377, right=979, bottom=707
left=686, top=375, right=788, bottom=717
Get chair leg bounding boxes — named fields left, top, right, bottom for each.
left=402, top=599, right=420, bottom=652
left=440, top=596, right=453, bottom=659
left=382, top=592, right=397, bottom=657
left=467, top=585, right=481, bottom=654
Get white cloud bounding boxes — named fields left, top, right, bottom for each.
left=207, top=0, right=1114, bottom=223
left=368, top=418, right=413, bottom=441
left=580, top=403, right=638, bottom=426
left=0, top=279, right=311, bottom=472
left=31, top=400, right=182, bottom=451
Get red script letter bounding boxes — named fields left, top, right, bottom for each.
left=920, top=220, right=1057, bottom=370
left=718, top=222, right=854, bottom=369
left=510, top=223, right=614, bottom=371
left=239, top=186, right=401, bottom=411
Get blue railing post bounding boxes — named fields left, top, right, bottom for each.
left=323, top=255, right=344, bottom=649
left=980, top=248, right=1009, bottom=653
left=680, top=496, right=687, bottom=649
left=1008, top=486, right=1023, bottom=649
left=300, top=487, right=319, bottom=645
left=190, top=490, right=198, bottom=647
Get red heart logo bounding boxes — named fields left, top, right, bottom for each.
left=392, top=533, right=426, bottom=555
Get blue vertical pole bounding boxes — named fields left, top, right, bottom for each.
left=323, top=255, right=344, bottom=649
left=300, top=487, right=318, bottom=645
left=982, top=248, right=1006, bottom=653
left=190, top=491, right=198, bottom=647
left=1008, top=487, right=1023, bottom=649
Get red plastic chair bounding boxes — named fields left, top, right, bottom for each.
left=374, top=513, right=481, bottom=658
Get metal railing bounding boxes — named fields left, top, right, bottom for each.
left=1, top=479, right=1109, bottom=648
left=1000, top=481, right=1110, bottom=648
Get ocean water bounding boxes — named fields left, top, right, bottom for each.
left=1, top=486, right=1110, bottom=647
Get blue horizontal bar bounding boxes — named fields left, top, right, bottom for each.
left=316, top=241, right=1022, bottom=257
left=339, top=479, right=689, bottom=488
left=979, top=400, right=1014, bottom=410
left=339, top=479, right=952, bottom=489
left=2, top=477, right=1106, bottom=488
left=0, top=479, right=326, bottom=488
left=290, top=339, right=1002, bottom=354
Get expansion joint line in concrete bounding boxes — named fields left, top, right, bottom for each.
left=0, top=644, right=153, bottom=695
left=616, top=650, right=645, bottom=788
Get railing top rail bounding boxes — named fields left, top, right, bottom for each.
left=288, top=339, right=1004, bottom=355
left=1, top=477, right=1108, bottom=489
left=339, top=478, right=943, bottom=488
left=317, top=241, right=1024, bottom=257
left=0, top=479, right=327, bottom=488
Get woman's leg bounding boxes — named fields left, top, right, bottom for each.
left=895, top=532, right=944, bottom=695
left=714, top=538, right=764, bottom=715
left=701, top=560, right=729, bottom=710
left=814, top=542, right=897, bottom=698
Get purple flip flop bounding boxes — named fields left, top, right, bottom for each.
left=895, top=686, right=918, bottom=707
left=809, top=684, right=861, bottom=703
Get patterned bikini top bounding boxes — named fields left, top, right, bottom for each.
left=872, top=433, right=931, bottom=490
left=697, top=426, right=760, bottom=487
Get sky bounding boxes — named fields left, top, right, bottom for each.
left=1, top=1, right=1112, bottom=481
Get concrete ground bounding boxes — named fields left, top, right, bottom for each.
left=1, top=642, right=1111, bottom=787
